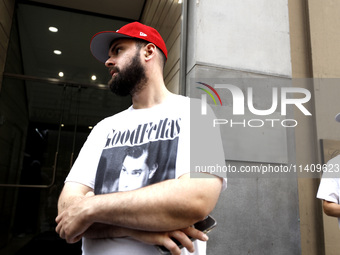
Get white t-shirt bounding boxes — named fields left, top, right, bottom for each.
left=66, top=94, right=227, bottom=255
left=316, top=155, right=340, bottom=228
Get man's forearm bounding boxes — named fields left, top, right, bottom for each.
left=57, top=182, right=93, bottom=214
left=86, top=173, right=222, bottom=232
left=323, top=200, right=340, bottom=217
left=56, top=174, right=222, bottom=244
left=83, top=223, right=128, bottom=239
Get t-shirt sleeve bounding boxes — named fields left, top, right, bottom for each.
left=316, top=155, right=340, bottom=203
left=317, top=177, right=339, bottom=203
left=65, top=121, right=107, bottom=189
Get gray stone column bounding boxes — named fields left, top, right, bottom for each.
left=185, top=1, right=301, bottom=254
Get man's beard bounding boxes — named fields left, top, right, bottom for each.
left=108, top=52, right=147, bottom=97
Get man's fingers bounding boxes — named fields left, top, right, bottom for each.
left=55, top=213, right=83, bottom=243
left=161, top=236, right=182, bottom=255
left=55, top=223, right=84, bottom=244
left=55, top=224, right=60, bottom=235
left=181, top=226, right=209, bottom=242
left=55, top=217, right=63, bottom=236
left=165, top=227, right=209, bottom=254
left=67, top=233, right=83, bottom=244
left=55, top=213, right=62, bottom=224
left=170, top=230, right=194, bottom=253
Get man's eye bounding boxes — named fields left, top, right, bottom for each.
left=115, top=48, right=122, bottom=54
left=132, top=170, right=142, bottom=176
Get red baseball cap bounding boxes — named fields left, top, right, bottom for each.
left=90, top=22, right=168, bottom=63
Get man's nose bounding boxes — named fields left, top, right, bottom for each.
left=105, top=57, right=115, bottom=67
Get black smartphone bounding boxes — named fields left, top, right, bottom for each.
left=156, top=215, right=217, bottom=254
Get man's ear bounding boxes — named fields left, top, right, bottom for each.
left=148, top=163, right=158, bottom=179
left=144, top=43, right=156, bottom=61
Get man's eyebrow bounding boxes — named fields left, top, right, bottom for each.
left=108, top=42, right=121, bottom=56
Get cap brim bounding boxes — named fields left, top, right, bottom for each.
left=90, top=32, right=131, bottom=63
left=335, top=113, right=340, bottom=122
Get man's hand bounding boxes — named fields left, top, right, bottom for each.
left=128, top=226, right=208, bottom=255
left=55, top=191, right=95, bottom=243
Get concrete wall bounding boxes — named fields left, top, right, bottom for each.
left=287, top=1, right=323, bottom=254
left=186, top=0, right=301, bottom=254
left=307, top=0, right=340, bottom=254
left=187, top=0, right=292, bottom=78
left=288, top=1, right=340, bottom=254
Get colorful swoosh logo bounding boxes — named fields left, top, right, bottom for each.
left=196, top=82, right=223, bottom=106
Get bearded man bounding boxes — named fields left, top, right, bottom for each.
left=56, top=22, right=226, bottom=255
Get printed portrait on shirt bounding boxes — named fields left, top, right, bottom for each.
left=94, top=118, right=180, bottom=194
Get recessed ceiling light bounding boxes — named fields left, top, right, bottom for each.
left=58, top=72, right=64, bottom=77
left=91, top=75, right=97, bottom=81
left=49, top=26, right=58, bottom=32
left=54, top=50, right=62, bottom=55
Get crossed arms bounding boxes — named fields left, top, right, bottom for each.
left=56, top=173, right=223, bottom=255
